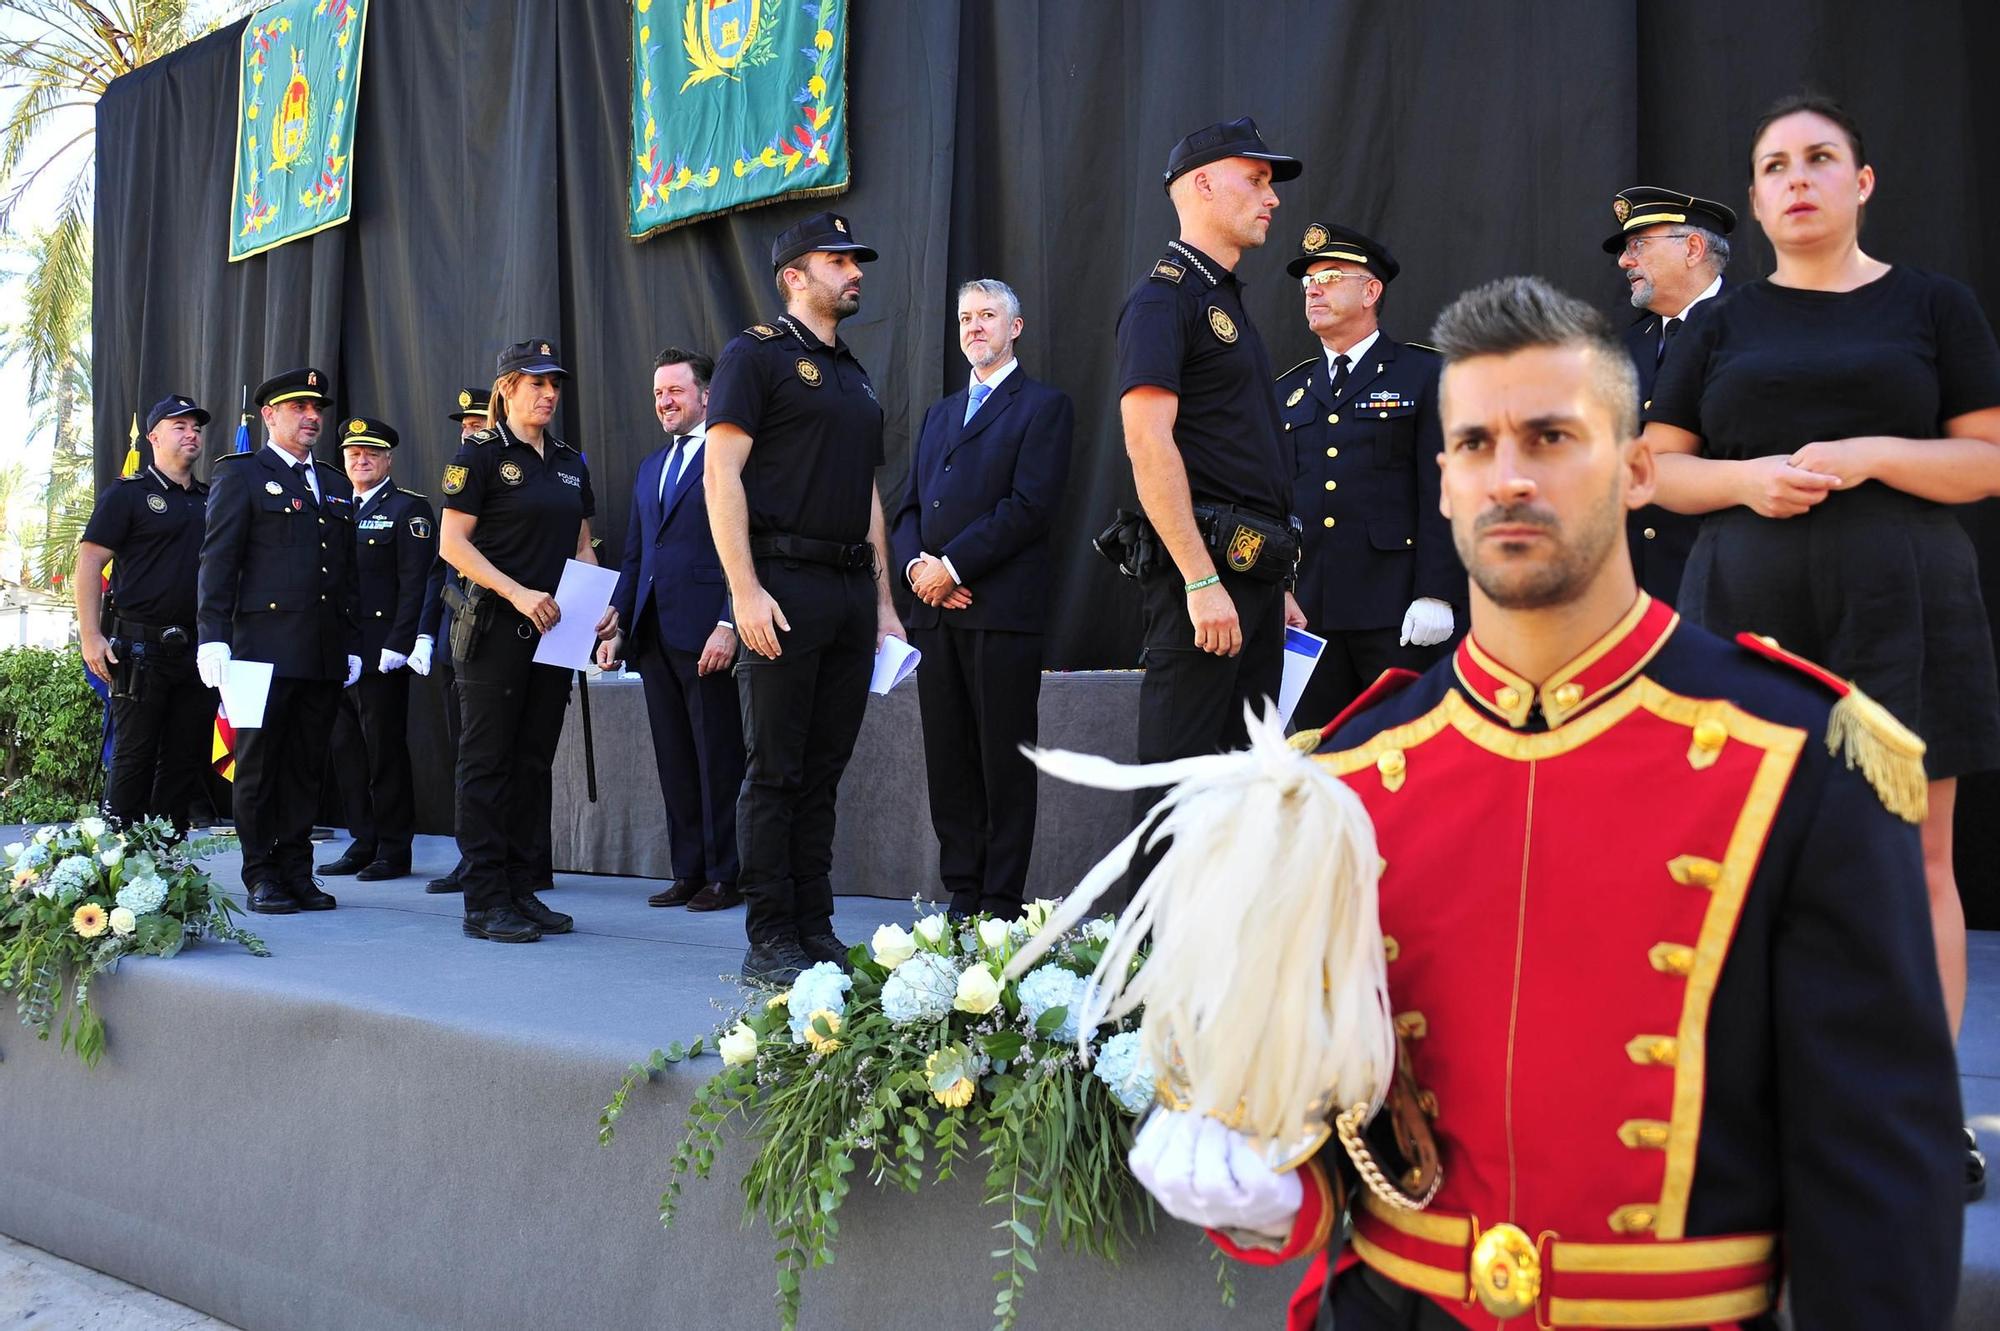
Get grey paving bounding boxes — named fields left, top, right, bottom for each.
left=0, top=1234, right=235, bottom=1330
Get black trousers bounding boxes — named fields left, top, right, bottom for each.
left=911, top=622, right=1042, bottom=917
left=636, top=625, right=744, bottom=885
left=103, top=651, right=213, bottom=831
left=454, top=612, right=570, bottom=913
left=1291, top=626, right=1448, bottom=736
left=233, top=675, right=340, bottom=888
left=735, top=560, right=874, bottom=945
left=327, top=668, right=415, bottom=862
left=1134, top=565, right=1286, bottom=764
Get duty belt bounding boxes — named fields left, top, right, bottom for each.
left=1352, top=1193, right=1777, bottom=1327
left=108, top=617, right=192, bottom=647
left=750, top=533, right=873, bottom=572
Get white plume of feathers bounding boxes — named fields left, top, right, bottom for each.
left=1006, top=705, right=1396, bottom=1155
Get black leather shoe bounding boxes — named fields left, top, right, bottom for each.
left=246, top=881, right=299, bottom=915
left=799, top=932, right=851, bottom=968
left=288, top=878, right=337, bottom=911
left=463, top=906, right=543, bottom=943
left=424, top=870, right=464, bottom=895
left=513, top=892, right=573, bottom=935
left=1969, top=1127, right=1987, bottom=1205
left=686, top=881, right=743, bottom=912
left=355, top=859, right=410, bottom=882
left=741, top=937, right=812, bottom=985
left=648, top=878, right=704, bottom=907
left=318, top=846, right=374, bottom=875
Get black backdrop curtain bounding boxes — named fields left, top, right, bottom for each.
left=91, top=0, right=2000, bottom=920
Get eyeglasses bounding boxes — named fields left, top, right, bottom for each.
left=1618, top=233, right=1692, bottom=259
left=1299, top=270, right=1373, bottom=291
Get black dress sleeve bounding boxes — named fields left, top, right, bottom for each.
left=1927, top=274, right=2000, bottom=422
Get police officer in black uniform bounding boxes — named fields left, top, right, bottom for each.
left=321, top=417, right=435, bottom=881
left=705, top=211, right=905, bottom=984
left=75, top=394, right=215, bottom=829
left=1277, top=223, right=1460, bottom=727
left=439, top=342, right=601, bottom=943
left=1116, top=118, right=1301, bottom=767
left=418, top=387, right=491, bottom=895
left=196, top=368, right=361, bottom=915
left=1604, top=186, right=1735, bottom=605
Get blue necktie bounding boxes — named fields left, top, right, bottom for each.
left=963, top=381, right=993, bottom=426
left=658, top=437, right=688, bottom=505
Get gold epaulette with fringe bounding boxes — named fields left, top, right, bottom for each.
left=1736, top=633, right=1927, bottom=824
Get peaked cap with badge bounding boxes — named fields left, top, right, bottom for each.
left=1602, top=185, right=1738, bottom=253
left=145, top=393, right=211, bottom=432
left=253, top=366, right=333, bottom=408
left=1286, top=222, right=1400, bottom=283
left=448, top=387, right=492, bottom=422
left=770, top=210, right=878, bottom=270
left=338, top=416, right=400, bottom=450
left=496, top=340, right=567, bottom=378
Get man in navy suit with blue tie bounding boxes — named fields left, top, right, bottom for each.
left=891, top=280, right=1074, bottom=919
left=599, top=348, right=744, bottom=910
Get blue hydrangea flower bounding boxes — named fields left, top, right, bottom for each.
left=1015, top=964, right=1085, bottom=1043
left=48, top=855, right=99, bottom=902
left=1093, top=1030, right=1157, bottom=1115
left=114, top=875, right=169, bottom=917
left=787, top=961, right=852, bottom=1043
left=879, top=951, right=958, bottom=1025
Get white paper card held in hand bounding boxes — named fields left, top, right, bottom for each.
left=869, top=636, right=921, bottom=695
left=532, top=558, right=623, bottom=669
left=1276, top=626, right=1327, bottom=730
left=218, top=659, right=275, bottom=730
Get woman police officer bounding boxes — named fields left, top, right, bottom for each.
left=439, top=340, right=612, bottom=942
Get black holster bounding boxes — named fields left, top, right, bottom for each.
left=444, top=581, right=496, bottom=663
left=1093, top=509, right=1160, bottom=580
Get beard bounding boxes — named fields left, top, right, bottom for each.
left=1455, top=482, right=1623, bottom=611
left=1626, top=274, right=1655, bottom=310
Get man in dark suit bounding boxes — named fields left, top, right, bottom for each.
left=196, top=367, right=361, bottom=915
left=599, top=348, right=745, bottom=911
left=891, top=280, right=1074, bottom=919
left=1276, top=223, right=1460, bottom=730
left=1604, top=185, right=1735, bottom=605
left=322, top=417, right=435, bottom=882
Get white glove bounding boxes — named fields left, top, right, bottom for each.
left=1399, top=597, right=1454, bottom=648
left=1127, top=1109, right=1302, bottom=1238
left=344, top=654, right=363, bottom=688
left=409, top=636, right=434, bottom=677
left=379, top=647, right=409, bottom=673
left=196, top=641, right=231, bottom=690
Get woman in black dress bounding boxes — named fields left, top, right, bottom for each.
left=1645, top=95, right=2000, bottom=1044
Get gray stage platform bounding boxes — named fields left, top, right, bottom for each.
left=2, top=833, right=1996, bottom=1329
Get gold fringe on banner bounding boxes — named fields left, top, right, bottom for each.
left=1825, top=688, right=1928, bottom=824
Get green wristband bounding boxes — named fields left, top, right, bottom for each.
left=1184, top=574, right=1221, bottom=593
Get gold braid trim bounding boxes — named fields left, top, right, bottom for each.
left=1826, top=687, right=1928, bottom=824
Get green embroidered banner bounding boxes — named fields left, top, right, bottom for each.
left=630, top=0, right=850, bottom=239
left=229, top=0, right=370, bottom=262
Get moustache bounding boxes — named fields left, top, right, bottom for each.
left=1475, top=503, right=1560, bottom=535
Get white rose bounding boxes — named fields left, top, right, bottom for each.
left=4, top=843, right=24, bottom=860
left=718, top=1021, right=759, bottom=1067
left=913, top=913, right=949, bottom=948
left=76, top=817, right=108, bottom=840
left=870, top=923, right=917, bottom=970
left=1021, top=897, right=1062, bottom=932
left=977, top=918, right=1011, bottom=954
left=34, top=827, right=57, bottom=844
left=109, top=907, right=138, bottom=937
left=100, top=850, right=123, bottom=868
left=954, top=963, right=1001, bottom=1015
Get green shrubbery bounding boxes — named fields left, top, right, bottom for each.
left=0, top=646, right=103, bottom=823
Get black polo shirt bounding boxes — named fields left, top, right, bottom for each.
left=1116, top=241, right=1291, bottom=520
left=80, top=465, right=208, bottom=627
left=706, top=314, right=885, bottom=544
left=440, top=422, right=594, bottom=593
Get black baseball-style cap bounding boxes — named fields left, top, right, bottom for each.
left=770, top=211, right=878, bottom=271
left=337, top=416, right=399, bottom=450
left=496, top=340, right=567, bottom=378
left=1162, top=116, right=1302, bottom=189
left=1602, top=186, right=1738, bottom=254
left=253, top=367, right=333, bottom=407
left=448, top=387, right=492, bottom=422
left=144, top=394, right=211, bottom=432
left=1286, top=222, right=1400, bottom=282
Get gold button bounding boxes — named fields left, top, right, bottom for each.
left=320, top=566, right=328, bottom=574
left=1609, top=1205, right=1658, bottom=1235
left=1322, top=517, right=1335, bottom=528
left=1648, top=942, right=1696, bottom=976
left=1693, top=718, right=1728, bottom=751
left=374, top=611, right=383, bottom=618
left=1393, top=1010, right=1427, bottom=1039
left=1326, top=447, right=1338, bottom=458
left=1626, top=1035, right=1678, bottom=1066
left=1327, top=413, right=1339, bottom=424
left=1416, top=1089, right=1438, bottom=1119
left=367, top=539, right=376, bottom=545
left=1284, top=423, right=1292, bottom=431
left=1552, top=682, right=1584, bottom=709
left=1377, top=749, right=1406, bottom=778
left=1618, top=1119, right=1671, bottom=1149
left=320, top=594, right=327, bottom=601
left=1324, top=480, right=1337, bottom=491
left=1643, top=527, right=1657, bottom=539
left=268, top=602, right=277, bottom=610
left=1643, top=399, right=1653, bottom=411
left=1496, top=686, right=1522, bottom=710
left=1383, top=935, right=1400, bottom=963
left=1379, top=410, right=1389, bottom=418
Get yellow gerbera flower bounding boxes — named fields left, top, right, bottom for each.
left=72, top=903, right=109, bottom=939
left=933, top=1076, right=975, bottom=1109
left=802, top=1008, right=842, bottom=1053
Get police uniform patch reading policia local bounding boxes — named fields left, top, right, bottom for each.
left=1208, top=306, right=1239, bottom=344
left=498, top=460, right=525, bottom=486
left=442, top=464, right=468, bottom=495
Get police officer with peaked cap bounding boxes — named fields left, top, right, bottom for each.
left=439, top=342, right=605, bottom=943
left=321, top=417, right=435, bottom=882
left=1277, top=222, right=1460, bottom=729
left=195, top=367, right=361, bottom=914
left=704, top=210, right=906, bottom=984
left=74, top=393, right=216, bottom=829
left=1116, top=117, right=1302, bottom=768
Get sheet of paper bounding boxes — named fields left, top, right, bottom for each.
left=869, top=635, right=921, bottom=695
left=1276, top=626, right=1327, bottom=730
left=531, top=558, right=623, bottom=669
left=218, top=659, right=275, bottom=730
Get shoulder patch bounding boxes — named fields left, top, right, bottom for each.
left=1295, top=667, right=1423, bottom=753
left=1735, top=633, right=1929, bottom=824
left=467, top=427, right=500, bottom=445
left=1150, top=260, right=1185, bottom=284
left=746, top=323, right=783, bottom=341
